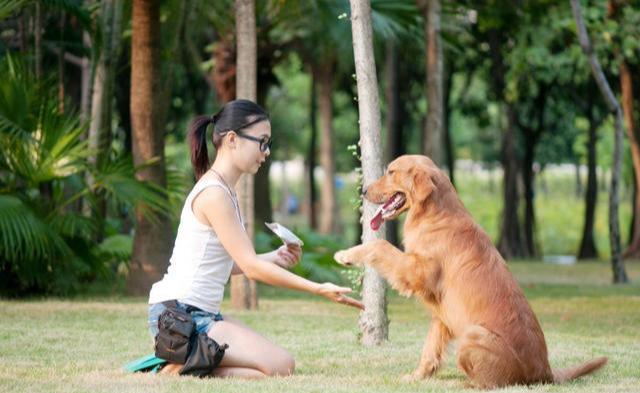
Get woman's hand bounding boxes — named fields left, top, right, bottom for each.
left=315, top=282, right=364, bottom=310
left=273, top=244, right=302, bottom=269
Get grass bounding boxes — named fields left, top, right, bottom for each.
left=1, top=262, right=639, bottom=393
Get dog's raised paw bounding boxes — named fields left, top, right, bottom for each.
left=334, top=250, right=352, bottom=266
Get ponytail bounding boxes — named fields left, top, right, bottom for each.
left=188, top=115, right=214, bottom=180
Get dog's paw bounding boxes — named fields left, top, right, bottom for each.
left=334, top=250, right=353, bottom=266
left=400, top=371, right=425, bottom=383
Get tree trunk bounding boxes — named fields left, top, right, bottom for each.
left=57, top=12, right=65, bottom=113
left=80, top=32, right=92, bottom=123
left=305, top=72, right=318, bottom=230
left=212, top=33, right=236, bottom=104
left=253, top=70, right=273, bottom=231
left=316, top=62, right=340, bottom=235
left=497, top=105, right=527, bottom=259
left=420, top=0, right=444, bottom=165
left=578, top=100, right=599, bottom=260
left=34, top=1, right=42, bottom=80
left=254, top=159, right=272, bottom=225
left=126, top=0, right=174, bottom=295
left=575, top=162, right=584, bottom=197
left=116, top=40, right=132, bottom=154
left=232, top=0, right=258, bottom=309
left=521, top=85, right=547, bottom=258
left=115, top=42, right=133, bottom=234
left=384, top=39, right=402, bottom=247
left=522, top=130, right=537, bottom=257
left=350, top=0, right=389, bottom=346
left=571, top=0, right=628, bottom=282
left=619, top=60, right=640, bottom=258
left=443, top=57, right=455, bottom=186
left=86, top=0, right=123, bottom=242
left=487, top=29, right=527, bottom=259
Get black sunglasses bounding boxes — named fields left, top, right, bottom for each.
left=236, top=133, right=272, bottom=152
left=220, top=117, right=272, bottom=152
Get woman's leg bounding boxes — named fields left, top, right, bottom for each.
left=208, top=315, right=295, bottom=378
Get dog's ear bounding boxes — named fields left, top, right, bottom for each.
left=410, top=168, right=436, bottom=202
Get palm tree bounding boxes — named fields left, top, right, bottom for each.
left=126, top=0, right=174, bottom=295
left=231, top=0, right=259, bottom=309
left=418, top=0, right=444, bottom=165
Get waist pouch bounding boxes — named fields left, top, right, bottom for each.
left=154, top=301, right=228, bottom=377
left=180, top=333, right=229, bottom=377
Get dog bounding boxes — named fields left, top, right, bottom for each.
left=334, top=155, right=607, bottom=388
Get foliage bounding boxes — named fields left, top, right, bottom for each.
left=0, top=56, right=169, bottom=296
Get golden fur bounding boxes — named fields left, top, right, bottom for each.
left=335, top=155, right=606, bottom=388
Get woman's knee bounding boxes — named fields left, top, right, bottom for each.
left=263, top=350, right=295, bottom=376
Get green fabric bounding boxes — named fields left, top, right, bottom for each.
left=123, top=354, right=167, bottom=374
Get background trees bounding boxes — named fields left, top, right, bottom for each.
left=1, top=0, right=638, bottom=297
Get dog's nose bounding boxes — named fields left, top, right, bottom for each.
left=362, top=186, right=368, bottom=196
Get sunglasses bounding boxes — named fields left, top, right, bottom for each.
left=236, top=133, right=272, bottom=152
left=220, top=117, right=272, bottom=152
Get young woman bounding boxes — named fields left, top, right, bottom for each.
left=147, top=99, right=363, bottom=379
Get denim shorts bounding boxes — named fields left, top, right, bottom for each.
left=148, top=301, right=224, bottom=340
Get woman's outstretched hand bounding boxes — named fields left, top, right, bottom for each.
left=315, top=282, right=364, bottom=310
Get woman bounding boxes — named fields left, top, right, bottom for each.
left=148, top=99, right=363, bottom=379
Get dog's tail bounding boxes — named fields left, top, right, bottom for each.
left=552, top=357, right=607, bottom=383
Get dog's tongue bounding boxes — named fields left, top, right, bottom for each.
left=371, top=211, right=384, bottom=231
left=370, top=195, right=397, bottom=231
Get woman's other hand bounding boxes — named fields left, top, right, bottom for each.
left=274, top=244, right=302, bottom=269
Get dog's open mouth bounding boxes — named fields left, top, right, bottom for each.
left=370, top=192, right=406, bottom=231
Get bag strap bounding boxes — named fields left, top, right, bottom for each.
left=161, top=300, right=180, bottom=310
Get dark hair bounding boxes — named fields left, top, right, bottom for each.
left=188, top=99, right=269, bottom=179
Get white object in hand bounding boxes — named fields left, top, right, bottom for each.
left=265, top=222, right=304, bottom=246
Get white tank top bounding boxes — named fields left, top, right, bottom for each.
left=148, top=178, right=244, bottom=313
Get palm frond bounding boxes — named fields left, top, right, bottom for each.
left=48, top=211, right=97, bottom=241
left=0, top=56, right=91, bottom=183
left=0, top=0, right=28, bottom=20
left=34, top=105, right=91, bottom=181
left=166, top=166, right=193, bottom=219
left=97, top=234, right=133, bottom=265
left=0, top=195, right=72, bottom=262
left=91, top=156, right=171, bottom=223
left=371, top=0, right=421, bottom=40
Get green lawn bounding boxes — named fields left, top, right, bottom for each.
left=1, top=262, right=639, bottom=393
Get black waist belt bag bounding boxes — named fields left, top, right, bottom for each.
left=154, top=301, right=229, bottom=377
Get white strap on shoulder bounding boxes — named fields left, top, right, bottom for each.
left=191, top=179, right=244, bottom=227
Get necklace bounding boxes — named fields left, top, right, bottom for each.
left=209, top=168, right=237, bottom=198
left=208, top=167, right=246, bottom=230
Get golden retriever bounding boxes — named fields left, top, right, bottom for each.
left=334, top=155, right=606, bottom=388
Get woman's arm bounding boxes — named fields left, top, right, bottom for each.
left=231, top=246, right=300, bottom=275
left=193, top=187, right=362, bottom=309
